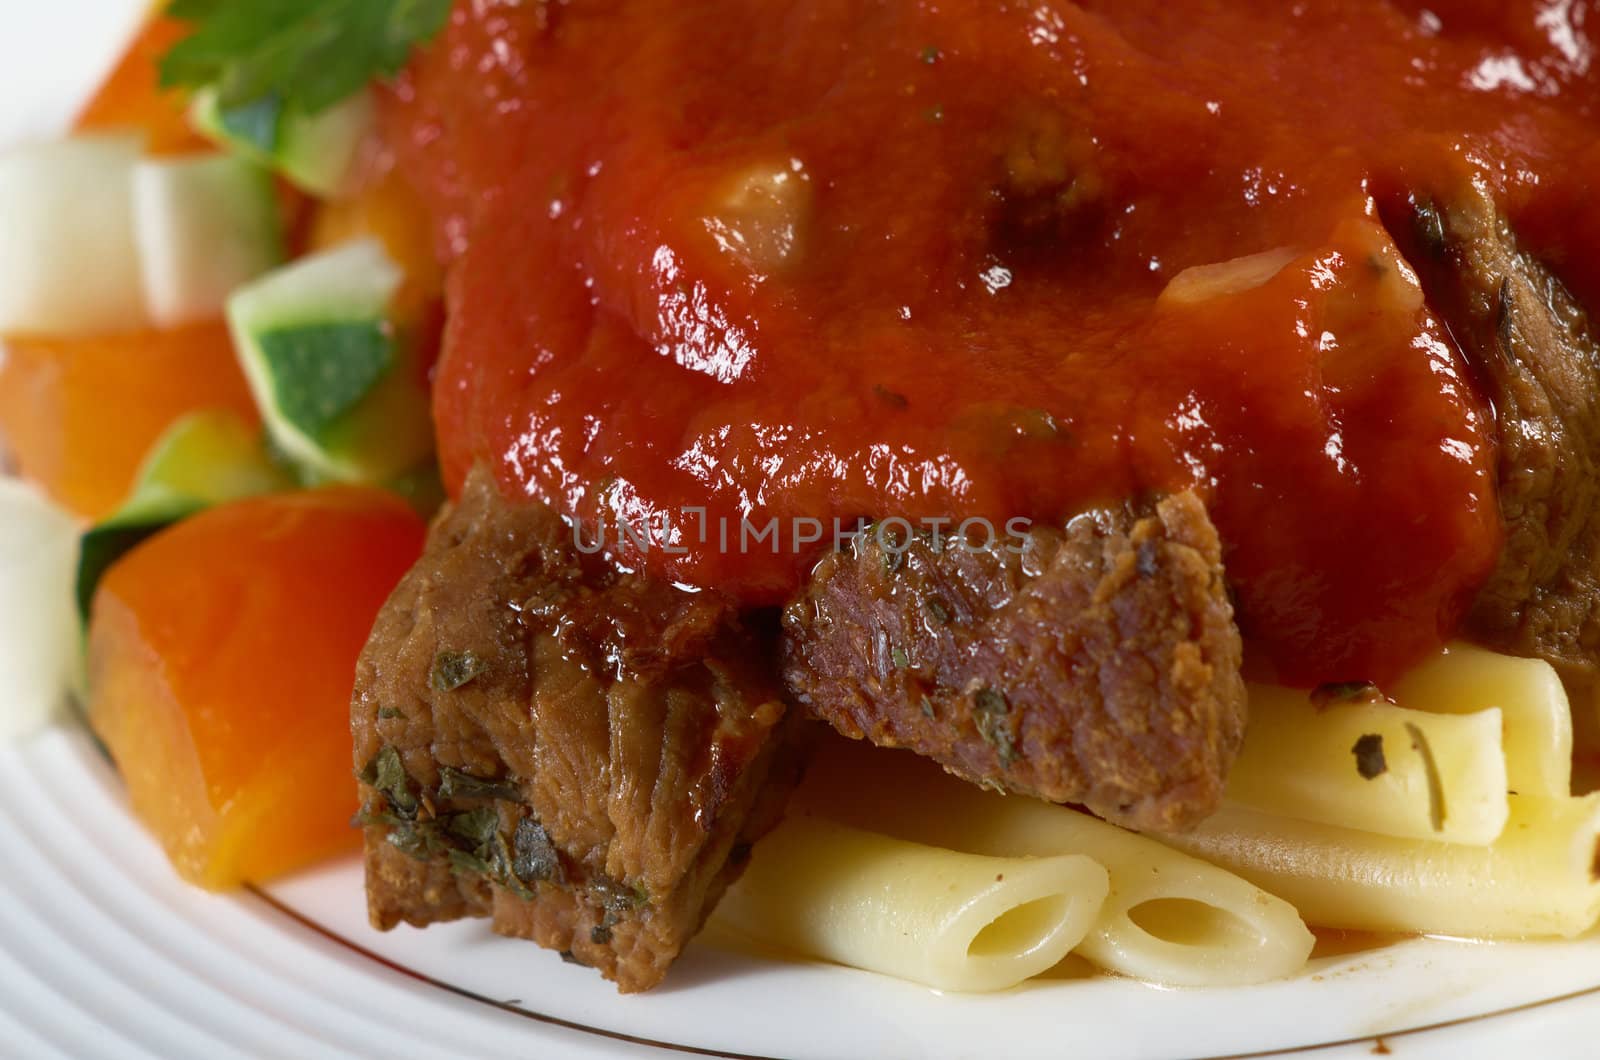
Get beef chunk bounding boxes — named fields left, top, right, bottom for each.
left=781, top=490, right=1247, bottom=833
left=352, top=468, right=800, bottom=993
left=1395, top=185, right=1600, bottom=692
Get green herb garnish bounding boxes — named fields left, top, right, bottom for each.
left=360, top=745, right=418, bottom=818
left=356, top=810, right=444, bottom=860
left=493, top=830, right=537, bottom=900
left=437, top=766, right=521, bottom=802
left=431, top=650, right=487, bottom=692
left=160, top=0, right=454, bottom=116
left=973, top=686, right=1018, bottom=768
left=356, top=756, right=544, bottom=899
left=447, top=847, right=493, bottom=876
left=591, top=874, right=650, bottom=914
left=444, top=806, right=500, bottom=848
left=512, top=818, right=564, bottom=885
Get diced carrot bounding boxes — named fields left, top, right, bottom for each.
left=76, top=16, right=208, bottom=155
left=0, top=323, right=259, bottom=520
left=88, top=489, right=426, bottom=889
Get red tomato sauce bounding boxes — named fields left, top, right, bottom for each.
left=383, top=1, right=1600, bottom=685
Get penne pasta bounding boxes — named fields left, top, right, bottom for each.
left=714, top=815, right=1109, bottom=993
left=1160, top=794, right=1600, bottom=938
left=795, top=741, right=1314, bottom=987
left=1227, top=686, right=1509, bottom=844
left=1391, top=643, right=1573, bottom=797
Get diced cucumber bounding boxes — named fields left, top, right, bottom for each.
left=0, top=478, right=81, bottom=740
left=75, top=410, right=295, bottom=623
left=191, top=88, right=374, bottom=199
left=0, top=134, right=147, bottom=336
left=227, top=239, right=434, bottom=485
left=132, top=154, right=285, bottom=327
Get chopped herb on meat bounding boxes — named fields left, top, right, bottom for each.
left=448, top=847, right=493, bottom=876
left=591, top=874, right=651, bottom=913
left=511, top=817, right=564, bottom=884
left=783, top=490, right=1245, bottom=832
left=973, top=686, right=1018, bottom=767
left=430, top=650, right=486, bottom=692
left=360, top=746, right=418, bottom=818
left=445, top=806, right=500, bottom=848
left=438, top=765, right=522, bottom=802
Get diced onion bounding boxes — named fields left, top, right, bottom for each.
left=0, top=477, right=81, bottom=740
left=0, top=135, right=148, bottom=337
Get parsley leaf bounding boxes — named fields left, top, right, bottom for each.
left=160, top=0, right=453, bottom=116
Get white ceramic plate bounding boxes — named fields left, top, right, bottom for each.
left=5, top=6, right=1600, bottom=1058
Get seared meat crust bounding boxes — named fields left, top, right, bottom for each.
left=1398, top=184, right=1600, bottom=694
left=353, top=468, right=798, bottom=993
left=780, top=491, right=1247, bottom=833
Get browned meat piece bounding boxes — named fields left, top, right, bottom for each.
left=352, top=468, right=801, bottom=993
left=1393, top=185, right=1600, bottom=695
left=780, top=491, right=1247, bottom=833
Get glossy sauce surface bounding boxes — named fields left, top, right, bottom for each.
left=385, top=0, right=1600, bottom=684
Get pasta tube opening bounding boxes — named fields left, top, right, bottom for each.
left=713, top=815, right=1110, bottom=993
left=1123, top=898, right=1257, bottom=950
left=793, top=739, right=1314, bottom=988
left=966, top=894, right=1079, bottom=960
left=1074, top=855, right=1313, bottom=988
